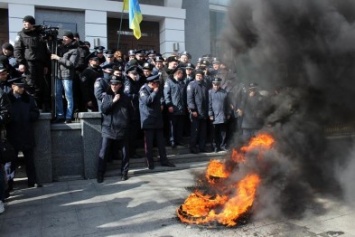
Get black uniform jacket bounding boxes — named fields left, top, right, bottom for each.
left=139, top=84, right=163, bottom=129
left=6, top=91, right=39, bottom=150
left=208, top=88, right=231, bottom=124
left=186, top=80, right=209, bottom=119
left=101, top=89, right=130, bottom=140
left=163, top=77, right=186, bottom=115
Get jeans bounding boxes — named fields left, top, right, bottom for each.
left=55, top=78, right=74, bottom=119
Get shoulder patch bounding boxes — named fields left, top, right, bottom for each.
left=15, top=35, right=20, bottom=42
left=187, top=85, right=191, bottom=91
left=94, top=81, right=101, bottom=88
left=164, top=83, right=169, bottom=88
left=140, top=92, right=146, bottom=97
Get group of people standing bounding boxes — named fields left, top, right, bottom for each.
left=0, top=15, right=267, bottom=190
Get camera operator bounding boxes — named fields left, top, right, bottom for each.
left=14, top=15, right=51, bottom=111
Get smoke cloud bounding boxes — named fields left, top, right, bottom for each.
left=221, top=0, right=355, bottom=219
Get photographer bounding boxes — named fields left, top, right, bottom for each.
left=14, top=15, right=51, bottom=111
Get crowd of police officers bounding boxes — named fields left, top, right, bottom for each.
left=0, top=15, right=267, bottom=185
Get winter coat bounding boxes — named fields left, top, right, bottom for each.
left=6, top=91, right=39, bottom=150
left=101, top=89, right=130, bottom=140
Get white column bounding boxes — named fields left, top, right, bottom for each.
left=159, top=17, right=185, bottom=57
left=85, top=10, right=107, bottom=50
left=8, top=4, right=35, bottom=44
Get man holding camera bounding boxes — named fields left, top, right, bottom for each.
left=14, top=15, right=50, bottom=111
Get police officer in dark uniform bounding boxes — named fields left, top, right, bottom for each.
left=123, top=65, right=142, bottom=158
left=178, top=51, right=192, bottom=68
left=237, top=83, right=265, bottom=142
left=187, top=69, right=209, bottom=153
left=97, top=77, right=130, bottom=183
left=208, top=77, right=232, bottom=152
left=6, top=77, right=40, bottom=187
left=139, top=74, right=176, bottom=169
left=184, top=63, right=195, bottom=85
left=94, top=66, right=123, bottom=112
left=164, top=67, right=186, bottom=148
left=14, top=15, right=50, bottom=110
left=0, top=64, right=11, bottom=94
left=141, top=62, right=153, bottom=85
left=101, top=50, right=117, bottom=80
left=80, top=55, right=104, bottom=111
left=94, top=46, right=106, bottom=64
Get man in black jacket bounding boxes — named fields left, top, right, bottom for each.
left=6, top=77, right=40, bottom=188
left=164, top=67, right=186, bottom=148
left=14, top=15, right=50, bottom=110
left=139, top=74, right=175, bottom=170
left=187, top=70, right=209, bottom=153
left=97, top=77, right=130, bottom=183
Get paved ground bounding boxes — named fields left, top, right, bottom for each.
left=1, top=164, right=355, bottom=237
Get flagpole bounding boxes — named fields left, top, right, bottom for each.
left=117, top=2, right=126, bottom=50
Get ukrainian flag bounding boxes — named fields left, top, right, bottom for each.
left=123, top=0, right=143, bottom=39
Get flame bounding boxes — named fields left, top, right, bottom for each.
left=177, top=133, right=274, bottom=227
left=206, top=160, right=230, bottom=184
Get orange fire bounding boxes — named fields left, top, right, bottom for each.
left=177, top=133, right=274, bottom=227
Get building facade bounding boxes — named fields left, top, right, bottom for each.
left=0, top=0, right=228, bottom=62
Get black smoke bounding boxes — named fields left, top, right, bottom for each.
left=221, top=0, right=355, bottom=219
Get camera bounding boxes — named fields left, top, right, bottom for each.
left=35, top=25, right=59, bottom=40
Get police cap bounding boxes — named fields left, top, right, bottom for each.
left=166, top=55, right=178, bottom=63
left=146, top=74, right=160, bottom=83
left=155, top=56, right=164, bottom=62
left=10, top=76, right=27, bottom=87
left=128, top=49, right=136, bottom=56
left=148, top=50, right=156, bottom=57
left=94, top=46, right=105, bottom=53
left=104, top=50, right=114, bottom=58
left=86, top=52, right=99, bottom=61
left=185, top=63, right=194, bottom=70
left=126, top=65, right=138, bottom=75
left=110, top=75, right=123, bottom=85
left=143, top=62, right=153, bottom=70
left=212, top=58, right=220, bottom=64
left=181, top=51, right=191, bottom=59
left=212, top=77, right=222, bottom=84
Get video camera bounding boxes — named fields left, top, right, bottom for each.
left=35, top=25, right=59, bottom=40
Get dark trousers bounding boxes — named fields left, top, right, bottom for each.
left=98, top=137, right=129, bottom=175
left=212, top=123, right=227, bottom=149
left=168, top=114, right=185, bottom=145
left=128, top=120, right=141, bottom=157
left=27, top=61, right=47, bottom=109
left=144, top=129, right=168, bottom=165
left=190, top=117, right=207, bottom=150
left=9, top=149, right=37, bottom=186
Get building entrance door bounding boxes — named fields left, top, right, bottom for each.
left=107, top=18, right=159, bottom=55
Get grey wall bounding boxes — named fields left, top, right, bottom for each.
left=182, top=0, right=211, bottom=62
left=35, top=9, right=85, bottom=40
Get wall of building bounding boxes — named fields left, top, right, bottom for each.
left=182, top=0, right=210, bottom=62
left=2, top=0, right=186, bottom=55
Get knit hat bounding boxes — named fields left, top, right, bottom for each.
left=23, top=15, right=35, bottom=25
left=63, top=31, right=74, bottom=40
